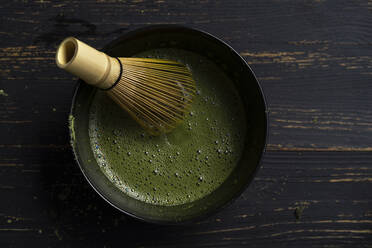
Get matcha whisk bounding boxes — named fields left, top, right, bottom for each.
left=56, top=37, right=196, bottom=135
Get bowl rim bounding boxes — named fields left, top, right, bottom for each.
left=69, top=24, right=269, bottom=225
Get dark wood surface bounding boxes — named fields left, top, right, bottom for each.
left=0, top=0, right=371, bottom=247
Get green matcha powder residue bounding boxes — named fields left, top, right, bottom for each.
left=0, top=89, right=8, bottom=97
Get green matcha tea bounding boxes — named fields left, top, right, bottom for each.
left=88, top=48, right=246, bottom=206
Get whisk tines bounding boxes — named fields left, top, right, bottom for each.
left=107, top=57, right=196, bottom=135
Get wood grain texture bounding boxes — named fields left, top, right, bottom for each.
left=0, top=0, right=371, bottom=150
left=0, top=150, right=371, bottom=247
left=0, top=0, right=371, bottom=247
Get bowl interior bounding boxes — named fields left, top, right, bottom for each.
left=70, top=26, right=267, bottom=224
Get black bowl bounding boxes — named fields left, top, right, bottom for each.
left=69, top=25, right=267, bottom=224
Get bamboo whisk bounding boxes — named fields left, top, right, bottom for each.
left=56, top=37, right=196, bottom=135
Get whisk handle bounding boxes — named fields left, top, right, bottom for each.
left=55, top=37, right=120, bottom=89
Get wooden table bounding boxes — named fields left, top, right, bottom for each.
left=1, top=1, right=371, bottom=247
